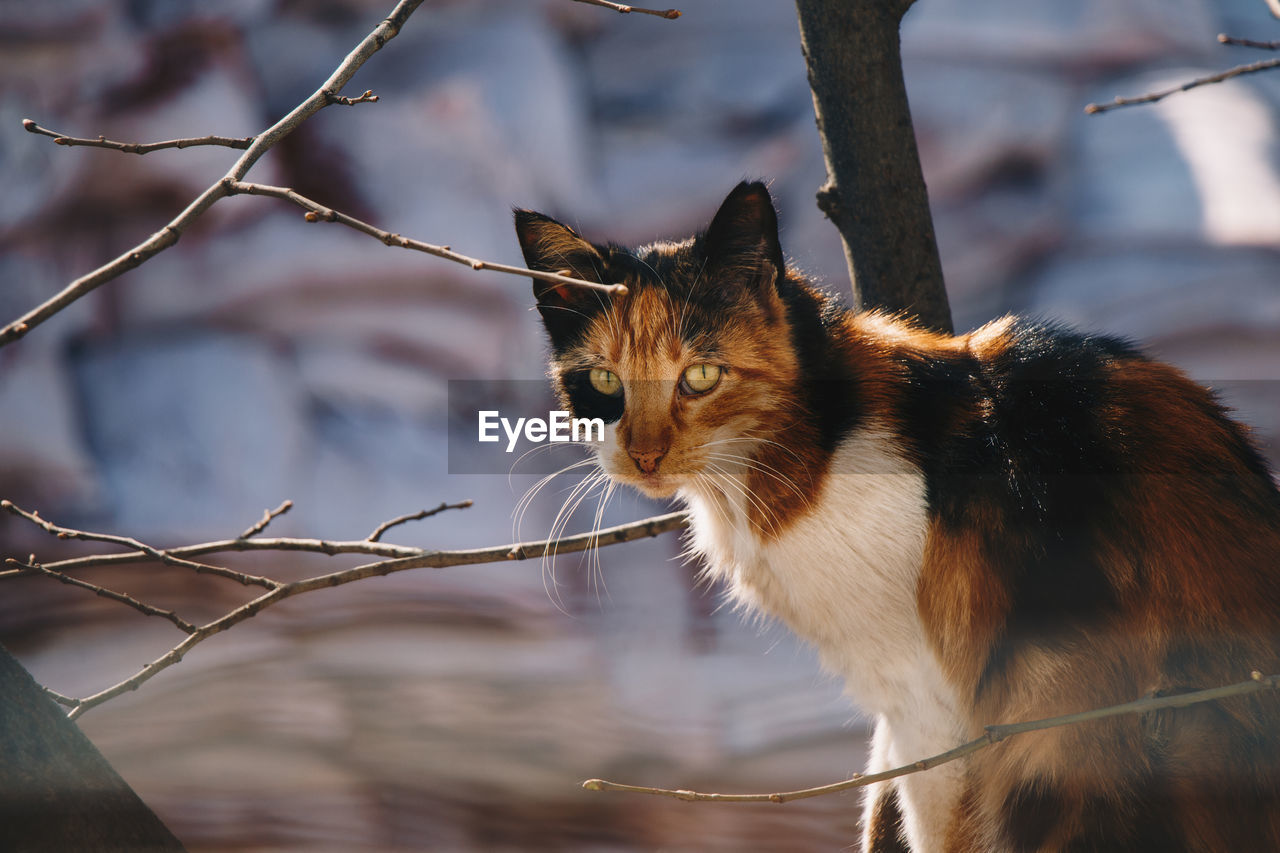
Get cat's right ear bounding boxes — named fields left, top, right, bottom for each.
left=513, top=210, right=609, bottom=345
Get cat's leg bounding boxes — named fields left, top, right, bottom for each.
left=862, top=717, right=910, bottom=852
left=862, top=709, right=970, bottom=851
left=864, top=785, right=910, bottom=853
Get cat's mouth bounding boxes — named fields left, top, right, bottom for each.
left=602, top=461, right=685, bottom=499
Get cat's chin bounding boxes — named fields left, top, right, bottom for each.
left=623, top=473, right=682, bottom=499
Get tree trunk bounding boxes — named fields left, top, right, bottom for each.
left=0, top=643, right=186, bottom=852
left=794, top=0, right=953, bottom=334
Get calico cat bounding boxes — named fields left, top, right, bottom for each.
left=514, top=182, right=1280, bottom=852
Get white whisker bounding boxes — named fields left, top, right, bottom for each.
left=587, top=480, right=617, bottom=606
left=704, top=451, right=808, bottom=501
left=512, top=456, right=599, bottom=543
left=542, top=468, right=611, bottom=613
left=703, top=461, right=781, bottom=536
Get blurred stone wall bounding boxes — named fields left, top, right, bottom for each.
left=1, top=0, right=1278, bottom=850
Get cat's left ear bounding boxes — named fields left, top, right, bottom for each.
left=703, top=181, right=786, bottom=307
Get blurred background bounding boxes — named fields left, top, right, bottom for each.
left=1, top=0, right=1279, bottom=850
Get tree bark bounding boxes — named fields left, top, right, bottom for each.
left=794, top=0, right=953, bottom=334
left=0, top=643, right=186, bottom=852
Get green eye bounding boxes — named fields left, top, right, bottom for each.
left=680, top=363, right=722, bottom=395
left=589, top=367, right=623, bottom=397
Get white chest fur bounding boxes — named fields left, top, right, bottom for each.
left=680, top=427, right=965, bottom=851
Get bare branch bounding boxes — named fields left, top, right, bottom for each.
left=64, top=587, right=285, bottom=720
left=571, top=0, right=681, bottom=19
left=0, top=533, right=415, bottom=581
left=0, top=499, right=687, bottom=718
left=225, top=180, right=628, bottom=295
left=1218, top=34, right=1280, bottom=50
left=367, top=500, right=473, bottom=542
left=239, top=500, right=295, bottom=539
left=0, top=187, right=211, bottom=348
left=2, top=0, right=647, bottom=349
left=87, top=509, right=676, bottom=572
left=1, top=500, right=277, bottom=588
left=62, top=509, right=686, bottom=720
left=219, top=0, right=423, bottom=186
left=2, top=506, right=686, bottom=575
left=8, top=560, right=197, bottom=634
left=21, top=119, right=253, bottom=154
left=1085, top=57, right=1280, bottom=114
left=43, top=686, right=79, bottom=708
left=0, top=0, right=426, bottom=350
left=584, top=672, right=1280, bottom=802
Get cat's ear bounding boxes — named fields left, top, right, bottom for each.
left=514, top=209, right=610, bottom=345
left=703, top=181, right=785, bottom=303
left=513, top=210, right=604, bottom=278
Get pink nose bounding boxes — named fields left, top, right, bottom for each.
left=628, top=447, right=666, bottom=474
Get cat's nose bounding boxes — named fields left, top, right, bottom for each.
left=628, top=445, right=667, bottom=474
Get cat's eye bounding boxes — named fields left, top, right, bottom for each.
left=589, top=367, right=623, bottom=397
left=680, top=363, right=722, bottom=395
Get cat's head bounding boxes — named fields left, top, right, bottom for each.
left=514, top=182, right=809, bottom=500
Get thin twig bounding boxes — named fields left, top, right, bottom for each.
left=9, top=560, right=197, bottom=634
left=21, top=119, right=253, bottom=153
left=0, top=499, right=687, bottom=718
left=0, top=534, right=417, bottom=581
left=239, top=500, right=294, bottom=539
left=1, top=507, right=687, bottom=576
left=64, top=510, right=687, bottom=720
left=0, top=508, right=686, bottom=578
left=583, top=672, right=1280, bottom=803
left=0, top=0, right=426, bottom=350
left=1, top=500, right=277, bottom=588
left=367, top=500, right=473, bottom=542
left=224, top=180, right=628, bottom=295
left=1218, top=34, right=1280, bottom=50
left=571, top=0, right=681, bottom=19
left=2, top=0, right=630, bottom=350
left=1085, top=57, right=1280, bottom=114
left=325, top=88, right=380, bottom=105
left=64, top=585, right=288, bottom=720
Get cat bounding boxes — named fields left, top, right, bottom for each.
left=514, top=181, right=1280, bottom=852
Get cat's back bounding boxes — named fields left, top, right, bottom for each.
left=961, top=317, right=1280, bottom=571
left=901, top=317, right=1280, bottom=851
left=913, top=314, right=1280, bottom=662
left=896, top=314, right=1280, bottom=543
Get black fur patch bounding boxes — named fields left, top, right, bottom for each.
left=865, top=784, right=911, bottom=853
left=1002, top=776, right=1186, bottom=852
left=561, top=369, right=625, bottom=425
left=777, top=279, right=864, bottom=455
left=900, top=323, right=1147, bottom=686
